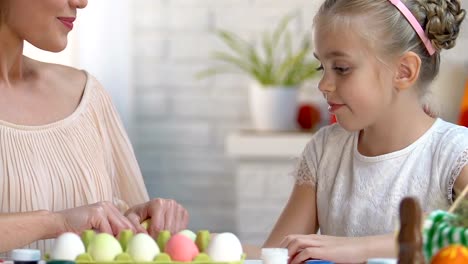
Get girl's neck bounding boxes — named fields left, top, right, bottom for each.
left=357, top=102, right=436, bottom=157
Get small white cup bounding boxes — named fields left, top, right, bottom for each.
left=367, top=258, right=397, bottom=264
left=261, top=248, right=288, bottom=264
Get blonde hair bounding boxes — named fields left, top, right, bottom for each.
left=314, top=0, right=465, bottom=96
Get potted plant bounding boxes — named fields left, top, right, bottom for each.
left=198, top=14, right=320, bottom=131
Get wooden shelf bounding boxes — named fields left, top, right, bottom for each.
left=226, top=130, right=313, bottom=159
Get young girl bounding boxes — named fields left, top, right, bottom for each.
left=263, top=0, right=467, bottom=263
left=0, top=0, right=188, bottom=253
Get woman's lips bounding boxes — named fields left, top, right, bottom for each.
left=58, top=17, right=75, bottom=30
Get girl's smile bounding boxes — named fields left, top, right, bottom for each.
left=328, top=102, right=345, bottom=113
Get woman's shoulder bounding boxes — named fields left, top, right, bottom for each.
left=32, top=59, right=88, bottom=100
left=36, top=60, right=110, bottom=102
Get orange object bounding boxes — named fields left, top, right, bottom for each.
left=458, top=79, right=468, bottom=127
left=430, top=245, right=468, bottom=264
left=297, top=104, right=321, bottom=130
left=330, top=114, right=337, bottom=124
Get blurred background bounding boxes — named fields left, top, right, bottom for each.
left=25, top=0, right=468, bottom=246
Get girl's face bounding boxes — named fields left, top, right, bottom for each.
left=5, top=0, right=88, bottom=52
left=313, top=21, right=396, bottom=132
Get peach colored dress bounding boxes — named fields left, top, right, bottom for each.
left=0, top=71, right=149, bottom=254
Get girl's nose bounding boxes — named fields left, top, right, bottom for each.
left=317, top=75, right=336, bottom=94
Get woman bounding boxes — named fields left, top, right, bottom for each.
left=0, top=0, right=188, bottom=253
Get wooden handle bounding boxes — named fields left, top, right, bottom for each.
left=449, top=184, right=468, bottom=213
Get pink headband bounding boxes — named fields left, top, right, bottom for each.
left=388, top=0, right=436, bottom=55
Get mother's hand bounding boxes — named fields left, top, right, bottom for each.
left=56, top=201, right=136, bottom=236
left=125, top=198, right=189, bottom=237
left=280, top=234, right=368, bottom=264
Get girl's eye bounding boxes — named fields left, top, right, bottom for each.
left=316, top=64, right=324, bottom=71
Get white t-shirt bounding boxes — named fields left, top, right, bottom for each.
left=294, top=118, right=468, bottom=236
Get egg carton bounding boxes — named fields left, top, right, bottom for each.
left=73, top=251, right=245, bottom=264
left=48, top=229, right=245, bottom=264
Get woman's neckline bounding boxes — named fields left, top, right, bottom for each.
left=0, top=70, right=91, bottom=132
left=353, top=118, right=441, bottom=162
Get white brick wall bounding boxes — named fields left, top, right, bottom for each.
left=130, top=0, right=468, bottom=246
left=131, top=0, right=322, bottom=237
left=236, top=161, right=296, bottom=244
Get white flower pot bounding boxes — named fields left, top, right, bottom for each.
left=249, top=82, right=299, bottom=131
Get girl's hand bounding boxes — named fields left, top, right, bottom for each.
left=280, top=234, right=368, bottom=264
left=125, top=198, right=189, bottom=236
left=56, top=201, right=136, bottom=236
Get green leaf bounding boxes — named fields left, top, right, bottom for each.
left=216, top=30, right=252, bottom=58
left=195, top=67, right=238, bottom=79
left=212, top=51, right=255, bottom=73
left=272, top=14, right=293, bottom=49
left=198, top=13, right=320, bottom=86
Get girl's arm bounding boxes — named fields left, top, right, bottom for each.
left=261, top=184, right=398, bottom=263
left=280, top=233, right=397, bottom=264
left=454, top=165, right=468, bottom=198
left=264, top=183, right=319, bottom=247
left=243, top=184, right=317, bottom=259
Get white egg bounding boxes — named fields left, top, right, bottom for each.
left=207, top=232, right=243, bottom=261
left=127, top=233, right=160, bottom=261
left=50, top=232, right=85, bottom=260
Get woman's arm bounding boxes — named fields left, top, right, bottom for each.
left=0, top=210, right=63, bottom=252
left=0, top=202, right=136, bottom=253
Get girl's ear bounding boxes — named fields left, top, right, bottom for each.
left=393, top=51, right=421, bottom=91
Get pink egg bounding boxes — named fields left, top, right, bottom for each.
left=165, top=234, right=200, bottom=262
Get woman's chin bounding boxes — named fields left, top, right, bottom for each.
left=27, top=39, right=68, bottom=53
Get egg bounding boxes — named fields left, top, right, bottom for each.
left=127, top=233, right=160, bottom=261
left=88, top=233, right=123, bottom=261
left=178, top=229, right=197, bottom=241
left=431, top=245, right=468, bottom=264
left=207, top=232, right=243, bottom=261
left=141, top=218, right=151, bottom=230
left=165, top=234, right=200, bottom=261
left=50, top=232, right=85, bottom=260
